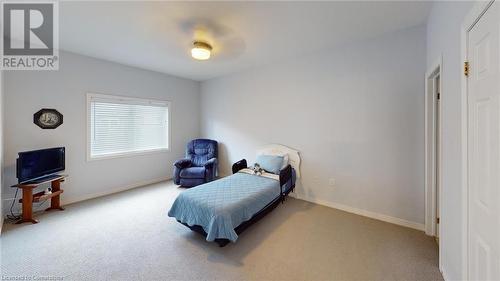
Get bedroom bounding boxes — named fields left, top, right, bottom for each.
left=0, top=1, right=497, bottom=281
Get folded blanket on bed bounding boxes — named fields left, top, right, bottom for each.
left=168, top=172, right=281, bottom=242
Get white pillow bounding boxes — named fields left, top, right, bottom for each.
left=258, top=153, right=289, bottom=170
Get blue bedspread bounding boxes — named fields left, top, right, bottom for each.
left=168, top=172, right=288, bottom=242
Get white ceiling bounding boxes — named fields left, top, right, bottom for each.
left=60, top=1, right=432, bottom=81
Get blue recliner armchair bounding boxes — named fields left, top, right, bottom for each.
left=173, top=139, right=218, bottom=187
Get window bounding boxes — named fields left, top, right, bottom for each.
left=87, top=93, right=170, bottom=160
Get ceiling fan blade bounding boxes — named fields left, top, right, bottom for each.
left=212, top=37, right=246, bottom=60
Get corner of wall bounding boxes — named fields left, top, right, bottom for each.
left=1, top=70, right=4, bottom=234
left=197, top=80, right=203, bottom=138
left=292, top=192, right=425, bottom=231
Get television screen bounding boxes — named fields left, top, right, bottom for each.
left=17, top=147, right=65, bottom=183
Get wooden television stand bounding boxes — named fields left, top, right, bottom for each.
left=12, top=175, right=67, bottom=224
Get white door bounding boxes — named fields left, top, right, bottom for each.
left=467, top=2, right=500, bottom=280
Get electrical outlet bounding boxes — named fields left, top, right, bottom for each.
left=328, top=178, right=336, bottom=187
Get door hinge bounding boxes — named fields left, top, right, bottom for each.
left=437, top=93, right=441, bottom=100
left=436, top=217, right=440, bottom=224
left=464, top=61, right=469, bottom=77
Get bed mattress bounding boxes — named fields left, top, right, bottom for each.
left=168, top=171, right=293, bottom=242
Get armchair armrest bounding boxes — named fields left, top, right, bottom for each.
left=204, top=158, right=217, bottom=168
left=174, top=158, right=192, bottom=169
left=232, top=159, right=247, bottom=174
left=204, top=158, right=218, bottom=182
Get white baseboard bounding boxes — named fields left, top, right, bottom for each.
left=291, top=193, right=425, bottom=231
left=440, top=267, right=448, bottom=281
left=62, top=176, right=171, bottom=205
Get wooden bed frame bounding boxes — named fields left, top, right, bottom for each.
left=179, top=157, right=296, bottom=247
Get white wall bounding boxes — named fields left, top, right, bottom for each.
left=426, top=2, right=473, bottom=280
left=2, top=51, right=200, bottom=213
left=0, top=70, right=3, bottom=231
left=200, top=25, right=426, bottom=226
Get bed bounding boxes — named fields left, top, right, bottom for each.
left=168, top=144, right=300, bottom=247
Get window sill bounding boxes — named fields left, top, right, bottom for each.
left=87, top=148, right=170, bottom=162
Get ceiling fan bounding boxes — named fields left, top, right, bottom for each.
left=178, top=18, right=245, bottom=61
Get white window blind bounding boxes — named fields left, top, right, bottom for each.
left=88, top=93, right=169, bottom=159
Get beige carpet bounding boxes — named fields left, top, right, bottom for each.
left=1, top=181, right=442, bottom=281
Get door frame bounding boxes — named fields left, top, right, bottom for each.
left=424, top=56, right=442, bottom=241
left=460, top=1, right=495, bottom=279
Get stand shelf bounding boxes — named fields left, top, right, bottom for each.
left=12, top=175, right=67, bottom=224
left=19, top=190, right=64, bottom=203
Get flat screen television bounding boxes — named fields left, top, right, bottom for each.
left=16, top=147, right=65, bottom=184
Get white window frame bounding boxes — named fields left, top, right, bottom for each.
left=86, top=92, right=171, bottom=161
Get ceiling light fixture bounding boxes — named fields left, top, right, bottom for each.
left=191, top=41, right=212, bottom=60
